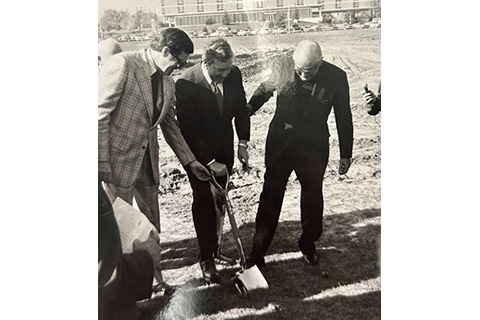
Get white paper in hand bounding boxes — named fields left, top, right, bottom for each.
left=112, top=197, right=156, bottom=253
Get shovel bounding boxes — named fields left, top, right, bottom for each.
left=210, top=174, right=269, bottom=297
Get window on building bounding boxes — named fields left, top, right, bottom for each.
left=317, top=0, right=324, bottom=10
left=297, top=0, right=304, bottom=5
left=255, top=1, right=263, bottom=8
left=237, top=1, right=243, bottom=10
left=353, top=0, right=359, bottom=8
left=177, top=0, right=185, bottom=13
left=217, top=0, right=224, bottom=11
left=197, top=0, right=204, bottom=12
left=335, top=0, right=341, bottom=9
left=277, top=0, right=283, bottom=7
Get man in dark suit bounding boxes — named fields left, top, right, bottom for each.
left=246, top=40, right=353, bottom=267
left=175, top=39, right=250, bottom=284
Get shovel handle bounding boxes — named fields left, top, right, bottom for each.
left=224, top=195, right=247, bottom=268
left=210, top=173, right=248, bottom=268
left=210, top=173, right=229, bottom=191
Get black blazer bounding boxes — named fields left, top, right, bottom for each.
left=249, top=57, right=353, bottom=167
left=175, top=63, right=250, bottom=171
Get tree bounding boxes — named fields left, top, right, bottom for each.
left=222, top=10, right=231, bottom=25
left=118, top=10, right=131, bottom=30
left=274, top=13, right=286, bottom=28
left=100, top=9, right=123, bottom=31
left=205, top=18, right=215, bottom=25
left=321, top=14, right=333, bottom=24
left=131, top=8, right=145, bottom=30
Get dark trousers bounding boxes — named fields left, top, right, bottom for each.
left=185, top=164, right=228, bottom=261
left=250, top=140, right=329, bottom=258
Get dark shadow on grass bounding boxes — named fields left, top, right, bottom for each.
left=140, top=208, right=381, bottom=320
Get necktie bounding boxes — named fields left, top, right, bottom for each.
left=211, top=82, right=223, bottom=117
left=151, top=70, right=161, bottom=125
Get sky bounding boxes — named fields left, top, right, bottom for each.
left=98, top=0, right=161, bottom=16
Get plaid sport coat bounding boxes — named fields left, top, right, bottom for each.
left=98, top=49, right=195, bottom=187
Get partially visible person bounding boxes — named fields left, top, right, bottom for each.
left=99, top=178, right=158, bottom=320
left=98, top=39, right=122, bottom=69
left=175, top=39, right=250, bottom=284
left=98, top=28, right=210, bottom=232
left=363, top=82, right=381, bottom=115
left=246, top=40, right=353, bottom=267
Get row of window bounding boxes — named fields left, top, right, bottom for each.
left=163, top=0, right=364, bottom=5
left=164, top=0, right=364, bottom=14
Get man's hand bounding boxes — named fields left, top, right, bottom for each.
left=362, top=90, right=377, bottom=106
left=238, top=141, right=249, bottom=169
left=188, top=160, right=210, bottom=181
left=208, top=161, right=228, bottom=177
left=99, top=161, right=112, bottom=183
left=338, top=158, right=351, bottom=175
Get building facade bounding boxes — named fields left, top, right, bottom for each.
left=159, top=0, right=378, bottom=26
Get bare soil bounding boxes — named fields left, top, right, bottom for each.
left=134, top=29, right=381, bottom=320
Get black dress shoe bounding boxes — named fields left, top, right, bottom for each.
left=303, top=252, right=319, bottom=265
left=200, top=258, right=221, bottom=284
left=245, top=255, right=266, bottom=268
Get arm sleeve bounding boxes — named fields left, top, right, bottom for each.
left=98, top=55, right=128, bottom=162
left=333, top=71, right=354, bottom=159
left=159, top=77, right=196, bottom=166
left=248, top=81, right=275, bottom=115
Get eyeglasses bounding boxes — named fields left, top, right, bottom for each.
left=173, top=54, right=188, bottom=69
left=294, top=61, right=322, bottom=75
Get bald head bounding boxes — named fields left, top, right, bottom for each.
left=292, top=40, right=323, bottom=81
left=98, top=39, right=122, bottom=67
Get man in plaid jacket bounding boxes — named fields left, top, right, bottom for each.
left=98, top=28, right=210, bottom=231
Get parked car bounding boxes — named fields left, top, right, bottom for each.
left=273, top=28, right=287, bottom=34
left=343, top=24, right=354, bottom=30
left=237, top=30, right=249, bottom=36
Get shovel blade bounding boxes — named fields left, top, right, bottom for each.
left=232, top=265, right=269, bottom=296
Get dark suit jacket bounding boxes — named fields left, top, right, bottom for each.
left=249, top=57, right=353, bottom=167
left=175, top=63, right=250, bottom=172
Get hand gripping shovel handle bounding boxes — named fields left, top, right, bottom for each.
left=210, top=174, right=247, bottom=268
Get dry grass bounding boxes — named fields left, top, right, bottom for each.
left=133, top=29, right=381, bottom=320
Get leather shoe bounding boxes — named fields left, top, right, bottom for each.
left=303, top=252, right=319, bottom=265
left=200, top=258, right=221, bottom=284
left=245, top=255, right=266, bottom=268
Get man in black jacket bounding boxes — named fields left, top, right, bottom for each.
left=175, top=39, right=250, bottom=284
left=246, top=40, right=353, bottom=267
